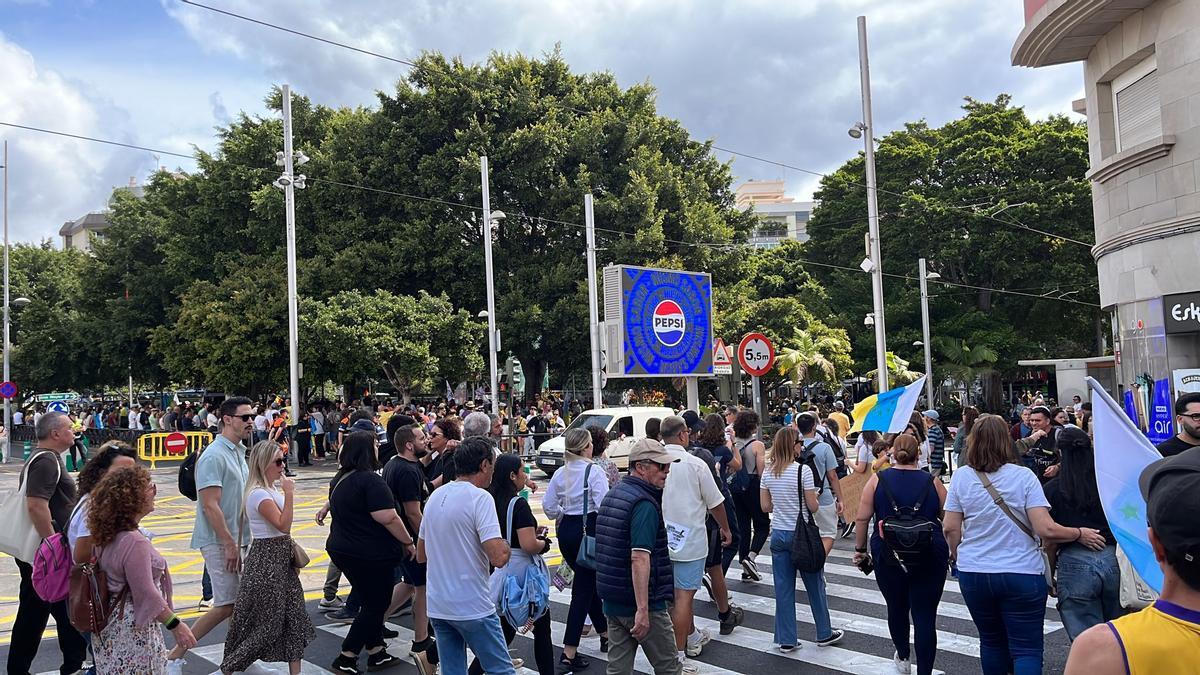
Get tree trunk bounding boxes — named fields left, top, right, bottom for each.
left=982, top=371, right=1003, bottom=414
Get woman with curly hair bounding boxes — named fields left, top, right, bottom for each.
left=68, top=440, right=138, bottom=564
left=219, top=441, right=314, bottom=674
left=425, top=417, right=462, bottom=490
left=90, top=466, right=196, bottom=673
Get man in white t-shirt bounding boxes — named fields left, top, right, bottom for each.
left=127, top=405, right=140, bottom=430
left=252, top=409, right=269, bottom=443
left=417, top=437, right=515, bottom=675
left=660, top=415, right=732, bottom=668
left=796, top=413, right=844, bottom=555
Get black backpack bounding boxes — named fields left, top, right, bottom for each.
left=875, top=470, right=939, bottom=568
left=816, top=428, right=849, bottom=479
left=178, top=450, right=200, bottom=501
left=798, top=440, right=826, bottom=496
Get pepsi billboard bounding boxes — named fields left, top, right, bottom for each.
left=603, top=265, right=713, bottom=378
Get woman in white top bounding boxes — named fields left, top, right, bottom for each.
left=760, top=426, right=843, bottom=651
left=943, top=415, right=1106, bottom=675
left=542, top=428, right=609, bottom=670
left=219, top=441, right=314, bottom=675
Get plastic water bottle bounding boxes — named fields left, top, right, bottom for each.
left=519, top=463, right=532, bottom=500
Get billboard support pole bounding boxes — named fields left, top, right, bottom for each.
left=751, top=375, right=762, bottom=432
left=686, top=377, right=699, bottom=412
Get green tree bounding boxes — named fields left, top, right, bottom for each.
left=806, top=96, right=1102, bottom=410
left=866, top=351, right=923, bottom=389
left=775, top=330, right=847, bottom=388
left=300, top=289, right=485, bottom=402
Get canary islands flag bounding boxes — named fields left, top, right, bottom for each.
left=1087, top=376, right=1164, bottom=594
left=849, top=376, right=927, bottom=434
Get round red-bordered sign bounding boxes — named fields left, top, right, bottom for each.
left=737, top=332, right=776, bottom=377
left=164, top=432, right=189, bottom=455
left=0, top=381, right=17, bottom=399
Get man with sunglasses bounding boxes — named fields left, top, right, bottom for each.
left=167, top=396, right=254, bottom=674
left=596, top=439, right=684, bottom=674
left=1157, top=392, right=1200, bottom=457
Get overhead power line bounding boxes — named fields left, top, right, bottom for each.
left=177, top=0, right=1095, bottom=248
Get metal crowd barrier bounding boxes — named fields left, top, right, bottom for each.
left=137, top=431, right=213, bottom=468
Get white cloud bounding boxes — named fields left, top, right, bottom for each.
left=161, top=0, right=1086, bottom=202
left=0, top=34, right=150, bottom=243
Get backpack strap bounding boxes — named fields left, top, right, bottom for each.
left=912, top=472, right=935, bottom=511
left=582, top=463, right=593, bottom=514
left=506, top=496, right=520, bottom=543
left=875, top=470, right=902, bottom=512
left=802, top=440, right=825, bottom=494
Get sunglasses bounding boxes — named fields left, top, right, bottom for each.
left=273, top=458, right=286, bottom=467
left=229, top=413, right=255, bottom=422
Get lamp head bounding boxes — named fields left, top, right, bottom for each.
left=489, top=210, right=507, bottom=222
left=926, top=272, right=941, bottom=280
left=848, top=122, right=866, bottom=139
left=11, top=297, right=29, bottom=308
left=864, top=313, right=875, bottom=327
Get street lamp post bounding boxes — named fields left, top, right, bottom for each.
left=274, top=85, right=307, bottom=423
left=918, top=258, right=940, bottom=407
left=479, top=156, right=506, bottom=416
left=1, top=140, right=8, bottom=459
left=854, top=15, right=889, bottom=393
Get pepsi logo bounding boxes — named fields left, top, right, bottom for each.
left=652, top=299, right=686, bottom=347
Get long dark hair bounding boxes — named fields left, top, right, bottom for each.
left=696, top=413, right=727, bottom=449
left=78, top=441, right=138, bottom=496
left=1056, top=427, right=1103, bottom=516
left=488, top=454, right=524, bottom=512
left=333, top=430, right=378, bottom=488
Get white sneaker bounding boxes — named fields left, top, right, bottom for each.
left=165, top=658, right=186, bottom=675
left=677, top=656, right=700, bottom=674
left=685, top=627, right=712, bottom=657
left=894, top=651, right=912, bottom=673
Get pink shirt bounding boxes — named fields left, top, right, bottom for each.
left=99, top=530, right=173, bottom=626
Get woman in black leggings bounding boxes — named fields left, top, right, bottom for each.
left=730, top=410, right=770, bottom=580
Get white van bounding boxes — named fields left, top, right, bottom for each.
left=535, top=406, right=674, bottom=476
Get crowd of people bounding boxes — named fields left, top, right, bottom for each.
left=5, top=389, right=1199, bottom=675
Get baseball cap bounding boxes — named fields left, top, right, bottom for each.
left=680, top=409, right=704, bottom=433
left=1139, top=447, right=1200, bottom=559
left=922, top=409, right=940, bottom=421
left=628, top=438, right=678, bottom=465
left=350, top=418, right=377, bottom=434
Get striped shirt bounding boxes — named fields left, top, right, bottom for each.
left=760, top=462, right=815, bottom=532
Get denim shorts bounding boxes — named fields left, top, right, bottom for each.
left=672, top=558, right=706, bottom=591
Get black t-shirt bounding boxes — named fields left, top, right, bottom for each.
left=493, top=493, right=537, bottom=548
left=439, top=449, right=458, bottom=485
left=23, top=451, right=76, bottom=531
left=383, top=456, right=427, bottom=537
left=326, top=470, right=406, bottom=562
left=1156, top=435, right=1200, bottom=457
left=1021, top=434, right=1059, bottom=483
left=1043, top=477, right=1115, bottom=545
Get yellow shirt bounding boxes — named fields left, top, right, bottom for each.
left=379, top=410, right=393, bottom=430
left=1108, top=600, right=1200, bottom=674
left=828, top=411, right=851, bottom=439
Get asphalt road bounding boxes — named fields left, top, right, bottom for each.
left=0, top=457, right=1072, bottom=674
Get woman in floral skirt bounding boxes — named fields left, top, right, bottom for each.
left=220, top=440, right=315, bottom=674
left=90, top=466, right=196, bottom=673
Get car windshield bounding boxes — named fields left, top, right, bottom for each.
left=567, top=414, right=613, bottom=432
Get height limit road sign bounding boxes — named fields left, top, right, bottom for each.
left=738, top=333, right=776, bottom=377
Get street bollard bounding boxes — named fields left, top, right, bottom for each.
left=23, top=441, right=31, bottom=460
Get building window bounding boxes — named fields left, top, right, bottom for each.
left=64, top=234, right=73, bottom=249
left=1112, top=54, right=1161, bottom=151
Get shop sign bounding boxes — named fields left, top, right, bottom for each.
left=1164, top=291, right=1200, bottom=334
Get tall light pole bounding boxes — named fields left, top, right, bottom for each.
left=853, top=15, right=889, bottom=392
left=274, top=85, right=307, bottom=421
left=479, top=156, right=505, bottom=416
left=918, top=258, right=940, bottom=407
left=584, top=194, right=603, bottom=409
left=1, top=140, right=9, bottom=457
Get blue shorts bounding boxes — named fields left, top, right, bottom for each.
left=672, top=558, right=706, bottom=591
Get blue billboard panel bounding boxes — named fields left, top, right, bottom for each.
left=618, top=266, right=713, bottom=377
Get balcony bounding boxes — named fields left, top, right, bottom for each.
left=1012, top=0, right=1155, bottom=67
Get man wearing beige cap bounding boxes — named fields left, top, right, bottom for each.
left=594, top=439, right=683, bottom=674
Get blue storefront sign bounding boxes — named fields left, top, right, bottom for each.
left=1148, top=377, right=1174, bottom=444
left=612, top=266, right=713, bottom=378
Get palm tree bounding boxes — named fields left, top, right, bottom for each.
left=931, top=337, right=998, bottom=404
left=866, top=351, right=923, bottom=389
left=775, top=331, right=842, bottom=390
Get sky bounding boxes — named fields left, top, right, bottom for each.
left=0, top=0, right=1084, bottom=244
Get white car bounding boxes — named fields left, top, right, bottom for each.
left=536, top=406, right=674, bottom=476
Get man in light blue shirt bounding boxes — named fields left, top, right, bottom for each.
left=796, top=413, right=844, bottom=555
left=167, top=396, right=254, bottom=673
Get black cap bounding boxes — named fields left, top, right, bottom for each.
left=680, top=409, right=704, bottom=433
left=1139, top=446, right=1200, bottom=557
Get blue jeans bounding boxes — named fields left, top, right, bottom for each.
left=769, top=529, right=833, bottom=646
left=1056, top=544, right=1124, bottom=641
left=432, top=614, right=516, bottom=675
left=959, top=571, right=1047, bottom=675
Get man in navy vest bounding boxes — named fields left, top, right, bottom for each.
left=595, top=439, right=682, bottom=674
